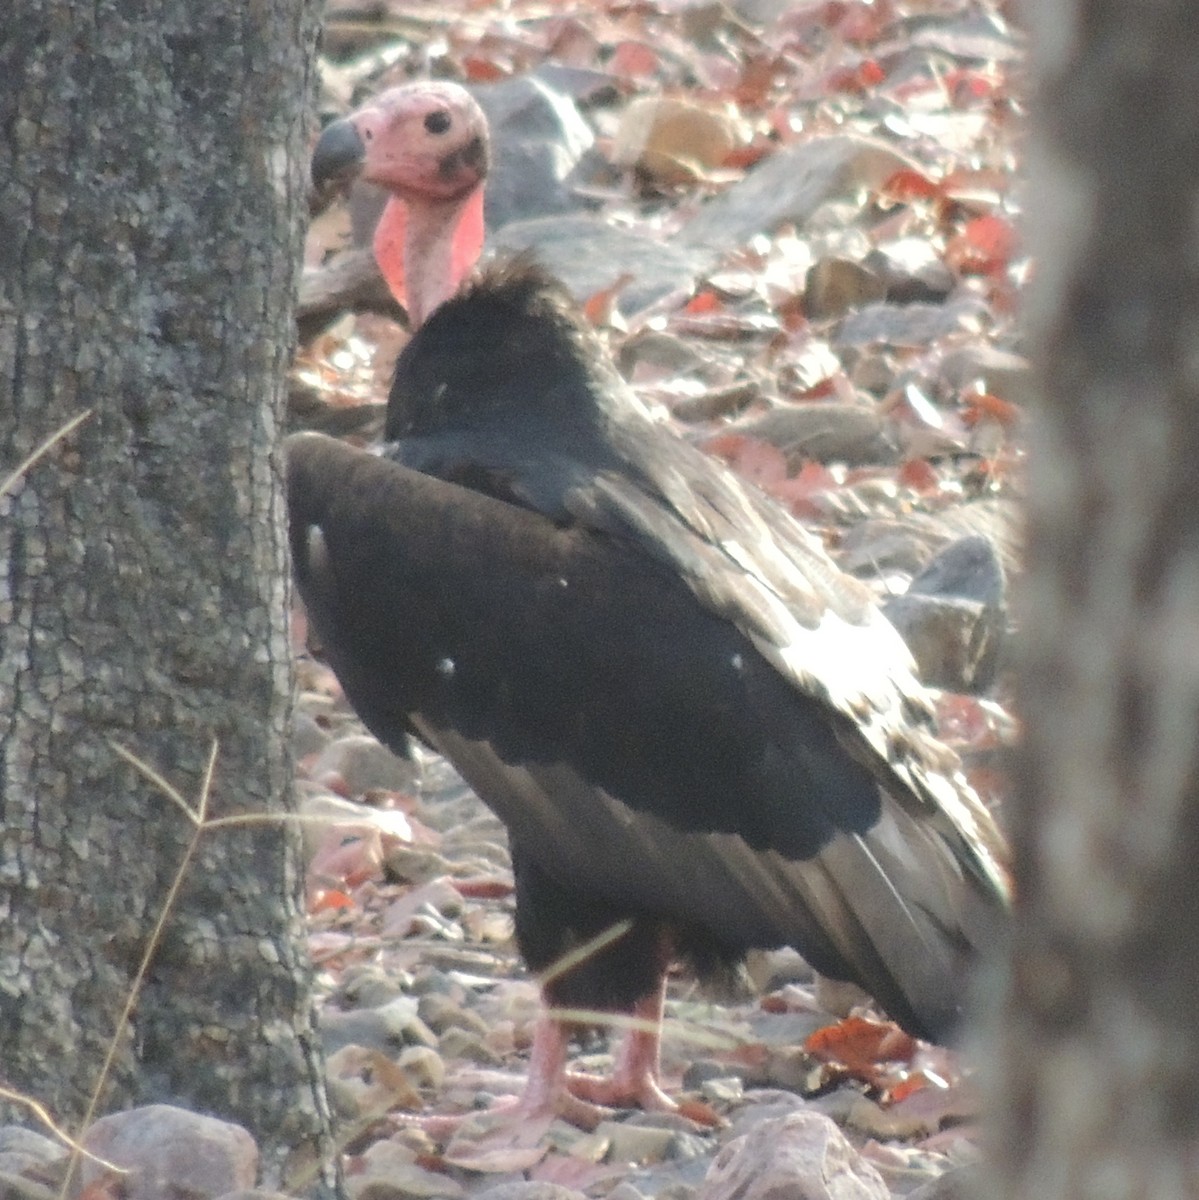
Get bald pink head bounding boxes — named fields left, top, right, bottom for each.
left=313, top=81, right=490, bottom=326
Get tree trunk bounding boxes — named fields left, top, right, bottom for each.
left=992, top=3, right=1199, bottom=1194
left=0, top=0, right=334, bottom=1187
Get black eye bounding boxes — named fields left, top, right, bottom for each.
left=425, top=110, right=452, bottom=135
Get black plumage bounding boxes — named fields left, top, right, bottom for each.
left=293, top=81, right=1008, bottom=1120
left=288, top=262, right=1008, bottom=1048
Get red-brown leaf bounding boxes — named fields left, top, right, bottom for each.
left=945, top=214, right=1016, bottom=276
left=805, top=1015, right=917, bottom=1071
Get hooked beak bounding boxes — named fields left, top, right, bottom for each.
left=311, top=118, right=366, bottom=190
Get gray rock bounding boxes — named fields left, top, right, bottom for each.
left=619, top=330, right=706, bottom=378
left=596, top=1121, right=679, bottom=1166
left=320, top=997, right=438, bottom=1055
left=681, top=1059, right=736, bottom=1090
left=679, top=137, right=918, bottom=254
left=474, top=75, right=600, bottom=231
left=699, top=1111, right=888, bottom=1200
left=489, top=215, right=707, bottom=316
left=215, top=1192, right=293, bottom=1200
left=309, top=733, right=416, bottom=795
left=656, top=1185, right=698, bottom=1200
left=731, top=403, right=896, bottom=468
left=0, top=1126, right=63, bottom=1167
left=332, top=963, right=408, bottom=1010
left=839, top=520, right=950, bottom=580
left=905, top=1165, right=980, bottom=1200
left=292, top=708, right=331, bottom=759
left=496, top=136, right=929, bottom=317
left=437, top=1026, right=503, bottom=1066
left=840, top=499, right=1022, bottom=584
left=298, top=788, right=416, bottom=861
left=835, top=297, right=990, bottom=350
left=727, top=0, right=794, bottom=26
left=347, top=1138, right=465, bottom=1200
left=864, top=239, right=954, bottom=306
left=532, top=64, right=622, bottom=108
left=418, top=992, right=491, bottom=1037
left=905, top=12, right=1024, bottom=64
left=397, top=1045, right=446, bottom=1091
left=725, top=1091, right=807, bottom=1137
left=382, top=845, right=458, bottom=886
left=623, top=1156, right=712, bottom=1200
left=475, top=1185, right=587, bottom=1200
left=0, top=1125, right=65, bottom=1185
left=699, top=1077, right=744, bottom=1106
left=80, top=1106, right=257, bottom=1200
left=932, top=498, right=1023, bottom=578
left=939, top=342, right=1031, bottom=403
left=804, top=257, right=887, bottom=321
left=884, top=594, right=1000, bottom=692
left=907, top=534, right=1006, bottom=608
left=884, top=534, right=1006, bottom=691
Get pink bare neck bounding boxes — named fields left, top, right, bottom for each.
left=373, top=185, right=485, bottom=329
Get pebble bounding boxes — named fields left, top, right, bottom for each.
left=594, top=1121, right=678, bottom=1166
left=475, top=1184, right=588, bottom=1200
left=310, top=734, right=417, bottom=796
left=346, top=1137, right=465, bottom=1200
left=333, top=963, right=409, bottom=1009
left=0, top=1126, right=65, bottom=1175
left=320, top=997, right=438, bottom=1055
left=605, top=1185, right=650, bottom=1200
left=419, top=992, right=492, bottom=1037
left=906, top=1165, right=980, bottom=1200
left=398, top=1045, right=447, bottom=1090
left=730, top=402, right=896, bottom=468
left=699, top=1076, right=744, bottom=1106
left=437, top=1027, right=505, bottom=1065
left=293, top=709, right=331, bottom=759
left=804, top=257, right=888, bottom=321
left=847, top=1096, right=942, bottom=1140
left=383, top=847, right=458, bottom=886
left=681, top=1060, right=734, bottom=1089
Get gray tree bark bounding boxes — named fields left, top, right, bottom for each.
left=0, top=0, right=335, bottom=1188
left=992, top=3, right=1199, bottom=1195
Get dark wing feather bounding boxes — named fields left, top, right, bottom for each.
left=381, top=264, right=1007, bottom=905
left=288, top=432, right=1005, bottom=1040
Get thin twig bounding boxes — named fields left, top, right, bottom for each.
left=536, top=919, right=633, bottom=987
left=108, top=740, right=199, bottom=826
left=0, top=410, right=93, bottom=499
left=0, top=1085, right=128, bottom=1175
left=61, top=740, right=220, bottom=1200
left=545, top=1009, right=739, bottom=1052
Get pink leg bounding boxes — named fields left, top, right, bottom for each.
left=393, top=985, right=676, bottom=1140
left=398, top=1013, right=622, bottom=1139
left=563, top=982, right=676, bottom=1112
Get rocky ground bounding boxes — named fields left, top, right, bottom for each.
left=297, top=1, right=1024, bottom=1195
left=0, top=2, right=1026, bottom=1197
left=294, top=646, right=991, bottom=1200
left=288, top=2, right=1026, bottom=1193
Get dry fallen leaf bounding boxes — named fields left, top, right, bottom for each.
left=806, top=1014, right=915, bottom=1061
left=611, top=95, right=748, bottom=185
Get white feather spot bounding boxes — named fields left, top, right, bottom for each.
left=436, top=656, right=455, bottom=677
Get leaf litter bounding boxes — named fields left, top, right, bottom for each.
left=293, top=1, right=1025, bottom=1196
